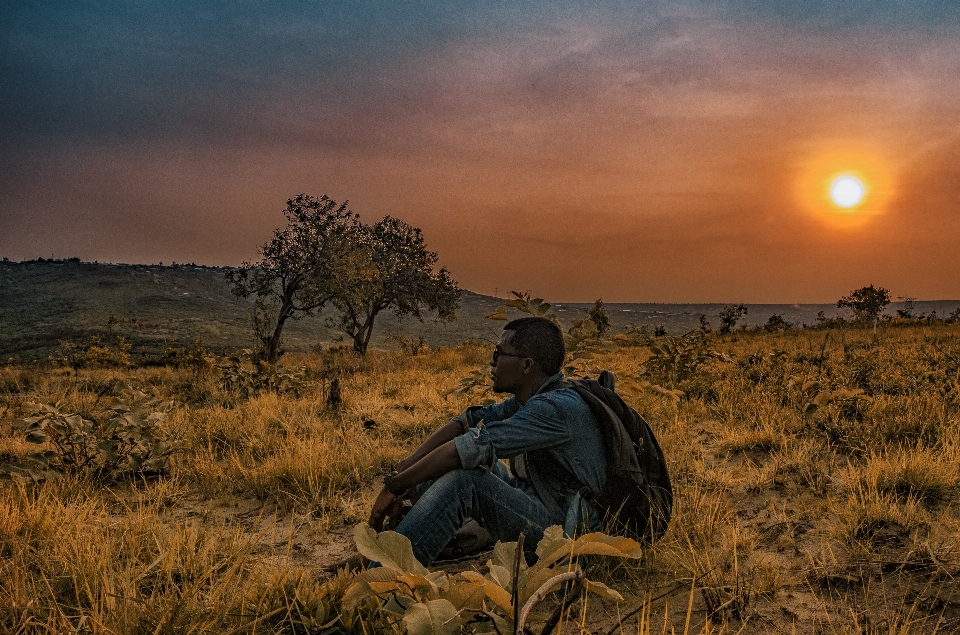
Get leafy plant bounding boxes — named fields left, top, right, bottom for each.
left=387, top=331, right=429, bottom=355
left=217, top=351, right=310, bottom=400
left=587, top=299, right=612, bottom=337
left=162, top=340, right=216, bottom=375
left=640, top=330, right=729, bottom=386
left=615, top=323, right=654, bottom=347
left=718, top=304, right=748, bottom=335
left=1, top=387, right=178, bottom=483
left=486, top=291, right=559, bottom=324
left=342, top=524, right=641, bottom=635
left=50, top=335, right=132, bottom=369
left=443, top=365, right=496, bottom=404
left=244, top=568, right=389, bottom=634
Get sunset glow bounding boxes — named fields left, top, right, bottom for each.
left=2, top=2, right=959, bottom=302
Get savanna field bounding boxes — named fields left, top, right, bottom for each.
left=2, top=323, right=960, bottom=634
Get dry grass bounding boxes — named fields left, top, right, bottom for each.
left=2, top=326, right=960, bottom=633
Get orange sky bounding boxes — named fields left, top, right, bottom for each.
left=2, top=2, right=958, bottom=302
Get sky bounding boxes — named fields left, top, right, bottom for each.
left=2, top=1, right=959, bottom=302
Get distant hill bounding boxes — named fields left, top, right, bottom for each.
left=2, top=259, right=958, bottom=363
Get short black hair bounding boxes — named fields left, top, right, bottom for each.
left=503, top=317, right=566, bottom=375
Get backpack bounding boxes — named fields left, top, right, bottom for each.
left=532, top=370, right=673, bottom=541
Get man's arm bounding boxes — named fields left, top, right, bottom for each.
left=395, top=417, right=468, bottom=472
left=369, top=440, right=462, bottom=530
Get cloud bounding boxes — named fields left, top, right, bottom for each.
left=2, top=1, right=959, bottom=300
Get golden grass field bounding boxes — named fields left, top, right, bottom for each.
left=2, top=323, right=959, bottom=634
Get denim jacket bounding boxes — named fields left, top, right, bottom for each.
left=453, top=373, right=607, bottom=533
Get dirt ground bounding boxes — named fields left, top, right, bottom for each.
left=159, top=485, right=960, bottom=634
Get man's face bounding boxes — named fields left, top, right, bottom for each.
left=490, top=330, right=528, bottom=394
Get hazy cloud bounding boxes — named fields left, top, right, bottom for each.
left=1, top=1, right=958, bottom=300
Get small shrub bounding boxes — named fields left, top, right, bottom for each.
left=244, top=568, right=385, bottom=634
left=719, top=304, right=748, bottom=335
left=217, top=352, right=311, bottom=402
left=0, top=387, right=179, bottom=483
left=50, top=335, right=132, bottom=369
left=640, top=330, right=729, bottom=386
left=386, top=331, right=429, bottom=355
left=764, top=313, right=793, bottom=332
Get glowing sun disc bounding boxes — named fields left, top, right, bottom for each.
left=831, top=176, right=865, bottom=208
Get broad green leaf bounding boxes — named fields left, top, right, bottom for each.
left=575, top=532, right=643, bottom=557
left=383, top=594, right=416, bottom=616
left=65, top=414, right=84, bottom=428
left=25, top=431, right=47, bottom=444
left=518, top=567, right=567, bottom=607
left=394, top=572, right=442, bottom=600
left=485, top=611, right=514, bottom=634
left=442, top=579, right=485, bottom=610
left=583, top=579, right=624, bottom=602
left=534, top=526, right=567, bottom=561
left=491, top=540, right=524, bottom=572
left=485, top=564, right=512, bottom=590
left=460, top=572, right=513, bottom=613
left=532, top=534, right=642, bottom=576
left=368, top=580, right=406, bottom=595
left=470, top=622, right=500, bottom=634
left=402, top=598, right=461, bottom=635
left=426, top=570, right=450, bottom=591
left=353, top=524, right=428, bottom=575
left=342, top=567, right=402, bottom=612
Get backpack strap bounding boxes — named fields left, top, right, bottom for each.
left=516, top=377, right=601, bottom=524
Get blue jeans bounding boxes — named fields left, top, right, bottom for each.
left=394, top=462, right=556, bottom=567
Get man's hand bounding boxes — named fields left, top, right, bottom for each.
left=368, top=487, right=405, bottom=531
left=368, top=440, right=461, bottom=532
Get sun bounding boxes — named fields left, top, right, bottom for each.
left=830, top=176, right=865, bottom=208
left=792, top=141, right=895, bottom=227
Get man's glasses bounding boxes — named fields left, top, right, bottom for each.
left=492, top=348, right=525, bottom=363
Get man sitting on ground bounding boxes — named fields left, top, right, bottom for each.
left=368, top=316, right=607, bottom=566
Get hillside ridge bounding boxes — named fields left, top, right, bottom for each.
left=2, top=259, right=958, bottom=362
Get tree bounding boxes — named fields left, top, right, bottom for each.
left=226, top=194, right=360, bottom=364
left=718, top=304, right=748, bottom=335
left=331, top=216, right=460, bottom=355
left=837, top=284, right=891, bottom=325
left=587, top=299, right=612, bottom=337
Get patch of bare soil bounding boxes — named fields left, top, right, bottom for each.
left=138, top=460, right=960, bottom=634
